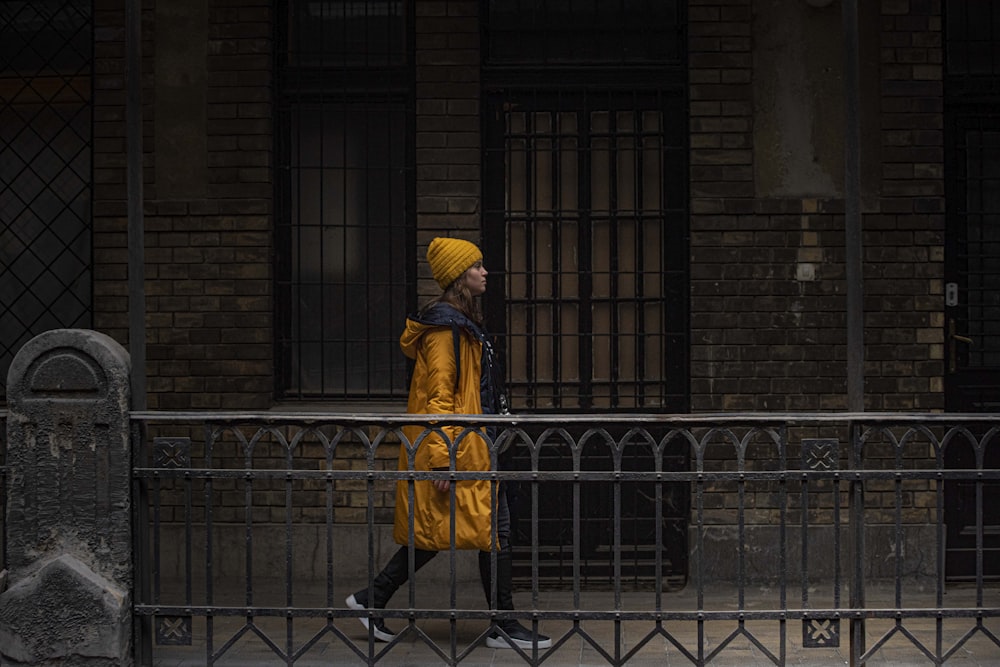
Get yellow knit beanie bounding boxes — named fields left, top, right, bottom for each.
left=427, top=237, right=483, bottom=289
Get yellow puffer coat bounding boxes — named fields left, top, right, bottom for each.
left=393, top=315, right=494, bottom=551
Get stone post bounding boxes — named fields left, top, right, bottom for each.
left=1, top=329, right=133, bottom=665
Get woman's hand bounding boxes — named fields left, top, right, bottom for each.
left=432, top=467, right=450, bottom=493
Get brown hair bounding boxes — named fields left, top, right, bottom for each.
left=420, top=268, right=482, bottom=324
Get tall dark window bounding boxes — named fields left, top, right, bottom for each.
left=489, top=97, right=688, bottom=411
left=275, top=1, right=414, bottom=400
left=482, top=0, right=687, bottom=412
left=0, top=0, right=92, bottom=400
left=482, top=1, right=689, bottom=586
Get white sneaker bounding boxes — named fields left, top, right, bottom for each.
left=345, top=594, right=396, bottom=642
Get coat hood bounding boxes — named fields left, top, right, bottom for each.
left=399, top=317, right=431, bottom=360
left=399, top=302, right=508, bottom=417
left=399, top=303, right=480, bottom=360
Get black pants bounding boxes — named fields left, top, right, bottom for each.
left=357, top=485, right=512, bottom=610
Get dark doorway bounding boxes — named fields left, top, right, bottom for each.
left=499, top=426, right=690, bottom=590
left=943, top=114, right=1000, bottom=580
left=943, top=0, right=1000, bottom=580
left=945, top=117, right=1000, bottom=413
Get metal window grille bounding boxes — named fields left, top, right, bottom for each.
left=275, top=0, right=414, bottom=400
left=0, top=0, right=92, bottom=397
left=489, top=97, right=688, bottom=412
left=482, top=2, right=687, bottom=413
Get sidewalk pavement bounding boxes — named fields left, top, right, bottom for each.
left=149, top=583, right=1000, bottom=666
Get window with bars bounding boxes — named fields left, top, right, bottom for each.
left=275, top=0, right=413, bottom=401
left=489, top=99, right=688, bottom=411
left=0, top=0, right=92, bottom=399
left=482, top=1, right=688, bottom=412
left=481, top=2, right=689, bottom=583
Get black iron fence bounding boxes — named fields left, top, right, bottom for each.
left=128, top=411, right=1000, bottom=666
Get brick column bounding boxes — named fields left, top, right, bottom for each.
left=688, top=0, right=755, bottom=411
left=414, top=0, right=481, bottom=298
left=870, top=0, right=945, bottom=410
left=92, top=0, right=274, bottom=412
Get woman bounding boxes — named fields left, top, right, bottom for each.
left=346, top=236, right=551, bottom=650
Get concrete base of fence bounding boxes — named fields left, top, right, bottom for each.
left=155, top=524, right=480, bottom=590
left=151, top=522, right=938, bottom=594
left=691, top=523, right=938, bottom=586
left=0, top=554, right=130, bottom=665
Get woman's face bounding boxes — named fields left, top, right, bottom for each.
left=461, top=260, right=488, bottom=296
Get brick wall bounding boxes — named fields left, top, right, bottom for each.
left=414, top=0, right=482, bottom=299
left=92, top=1, right=944, bottom=420
left=92, top=0, right=135, bottom=349
left=90, top=0, right=485, bottom=529
left=88, top=0, right=946, bottom=537
left=92, top=0, right=273, bottom=411
left=688, top=0, right=944, bottom=414
left=688, top=0, right=761, bottom=410
left=688, top=0, right=942, bottom=534
left=870, top=0, right=944, bottom=411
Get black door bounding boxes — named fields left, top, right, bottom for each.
left=943, top=113, right=1000, bottom=580
left=945, top=116, right=1000, bottom=413
left=942, top=0, right=1000, bottom=580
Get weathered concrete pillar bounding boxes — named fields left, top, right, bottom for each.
left=1, top=329, right=133, bottom=666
